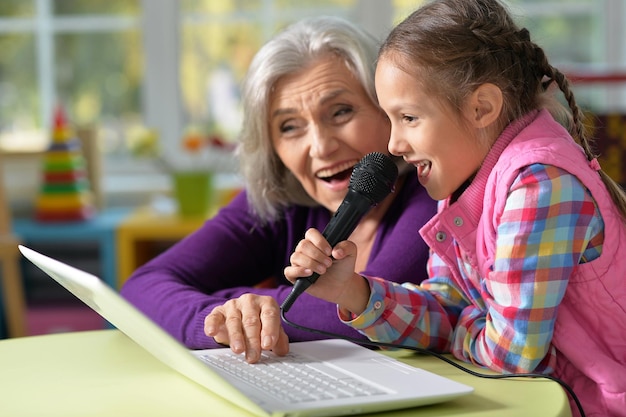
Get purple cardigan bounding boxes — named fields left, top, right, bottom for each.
left=120, top=174, right=436, bottom=349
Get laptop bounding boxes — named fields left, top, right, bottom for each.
left=18, top=245, right=473, bottom=417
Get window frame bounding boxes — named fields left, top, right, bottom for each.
left=2, top=0, right=625, bottom=204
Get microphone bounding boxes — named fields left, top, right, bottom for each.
left=280, top=152, right=399, bottom=312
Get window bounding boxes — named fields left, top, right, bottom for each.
left=178, top=0, right=356, bottom=143
left=505, top=0, right=626, bottom=112
left=392, top=0, right=626, bottom=112
left=1, top=0, right=625, bottom=204
left=0, top=0, right=141, bottom=155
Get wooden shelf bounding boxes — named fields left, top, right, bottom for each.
left=116, top=206, right=214, bottom=287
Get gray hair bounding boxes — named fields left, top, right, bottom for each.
left=237, top=15, right=381, bottom=223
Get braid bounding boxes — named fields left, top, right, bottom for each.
left=550, top=67, right=595, bottom=156
left=529, top=39, right=597, bottom=159
left=528, top=31, right=626, bottom=220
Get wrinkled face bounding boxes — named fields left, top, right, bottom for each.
left=375, top=58, right=488, bottom=200
left=269, top=55, right=391, bottom=212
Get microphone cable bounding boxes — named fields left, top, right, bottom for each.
left=280, top=308, right=586, bottom=417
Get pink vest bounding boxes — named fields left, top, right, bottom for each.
left=420, top=110, right=626, bottom=416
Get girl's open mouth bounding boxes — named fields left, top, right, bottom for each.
left=417, top=161, right=431, bottom=178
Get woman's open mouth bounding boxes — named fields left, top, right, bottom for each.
left=316, top=160, right=357, bottom=186
left=316, top=161, right=358, bottom=182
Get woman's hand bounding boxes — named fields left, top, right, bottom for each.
left=204, top=294, right=289, bottom=363
left=284, top=228, right=371, bottom=316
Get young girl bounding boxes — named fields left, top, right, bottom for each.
left=284, top=1, right=626, bottom=415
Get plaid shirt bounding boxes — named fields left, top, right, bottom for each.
left=345, top=163, right=604, bottom=375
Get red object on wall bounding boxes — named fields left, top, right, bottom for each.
left=563, top=71, right=626, bottom=187
left=587, top=113, right=626, bottom=187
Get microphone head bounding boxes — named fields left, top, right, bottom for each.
left=349, top=152, right=399, bottom=205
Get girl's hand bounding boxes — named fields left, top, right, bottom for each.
left=284, top=228, right=370, bottom=315
left=204, top=294, right=290, bottom=363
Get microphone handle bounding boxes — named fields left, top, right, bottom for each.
left=281, top=191, right=373, bottom=312
left=323, top=193, right=372, bottom=247
left=280, top=270, right=321, bottom=313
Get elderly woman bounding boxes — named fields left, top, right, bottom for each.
left=120, top=16, right=436, bottom=363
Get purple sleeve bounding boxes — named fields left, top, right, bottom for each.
left=362, top=175, right=434, bottom=284
left=121, top=175, right=436, bottom=349
left=122, top=191, right=300, bottom=348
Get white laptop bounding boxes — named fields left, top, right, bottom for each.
left=18, top=245, right=473, bottom=417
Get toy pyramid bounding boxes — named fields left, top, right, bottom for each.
left=34, top=105, right=95, bottom=222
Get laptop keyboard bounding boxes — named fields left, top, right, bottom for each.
left=199, top=350, right=387, bottom=404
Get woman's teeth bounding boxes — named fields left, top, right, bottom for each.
left=316, top=161, right=357, bottom=180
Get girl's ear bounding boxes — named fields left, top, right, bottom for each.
left=464, top=83, right=503, bottom=128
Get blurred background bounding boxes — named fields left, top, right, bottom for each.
left=1, top=0, right=626, bottom=338
left=1, top=0, right=625, bottom=209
